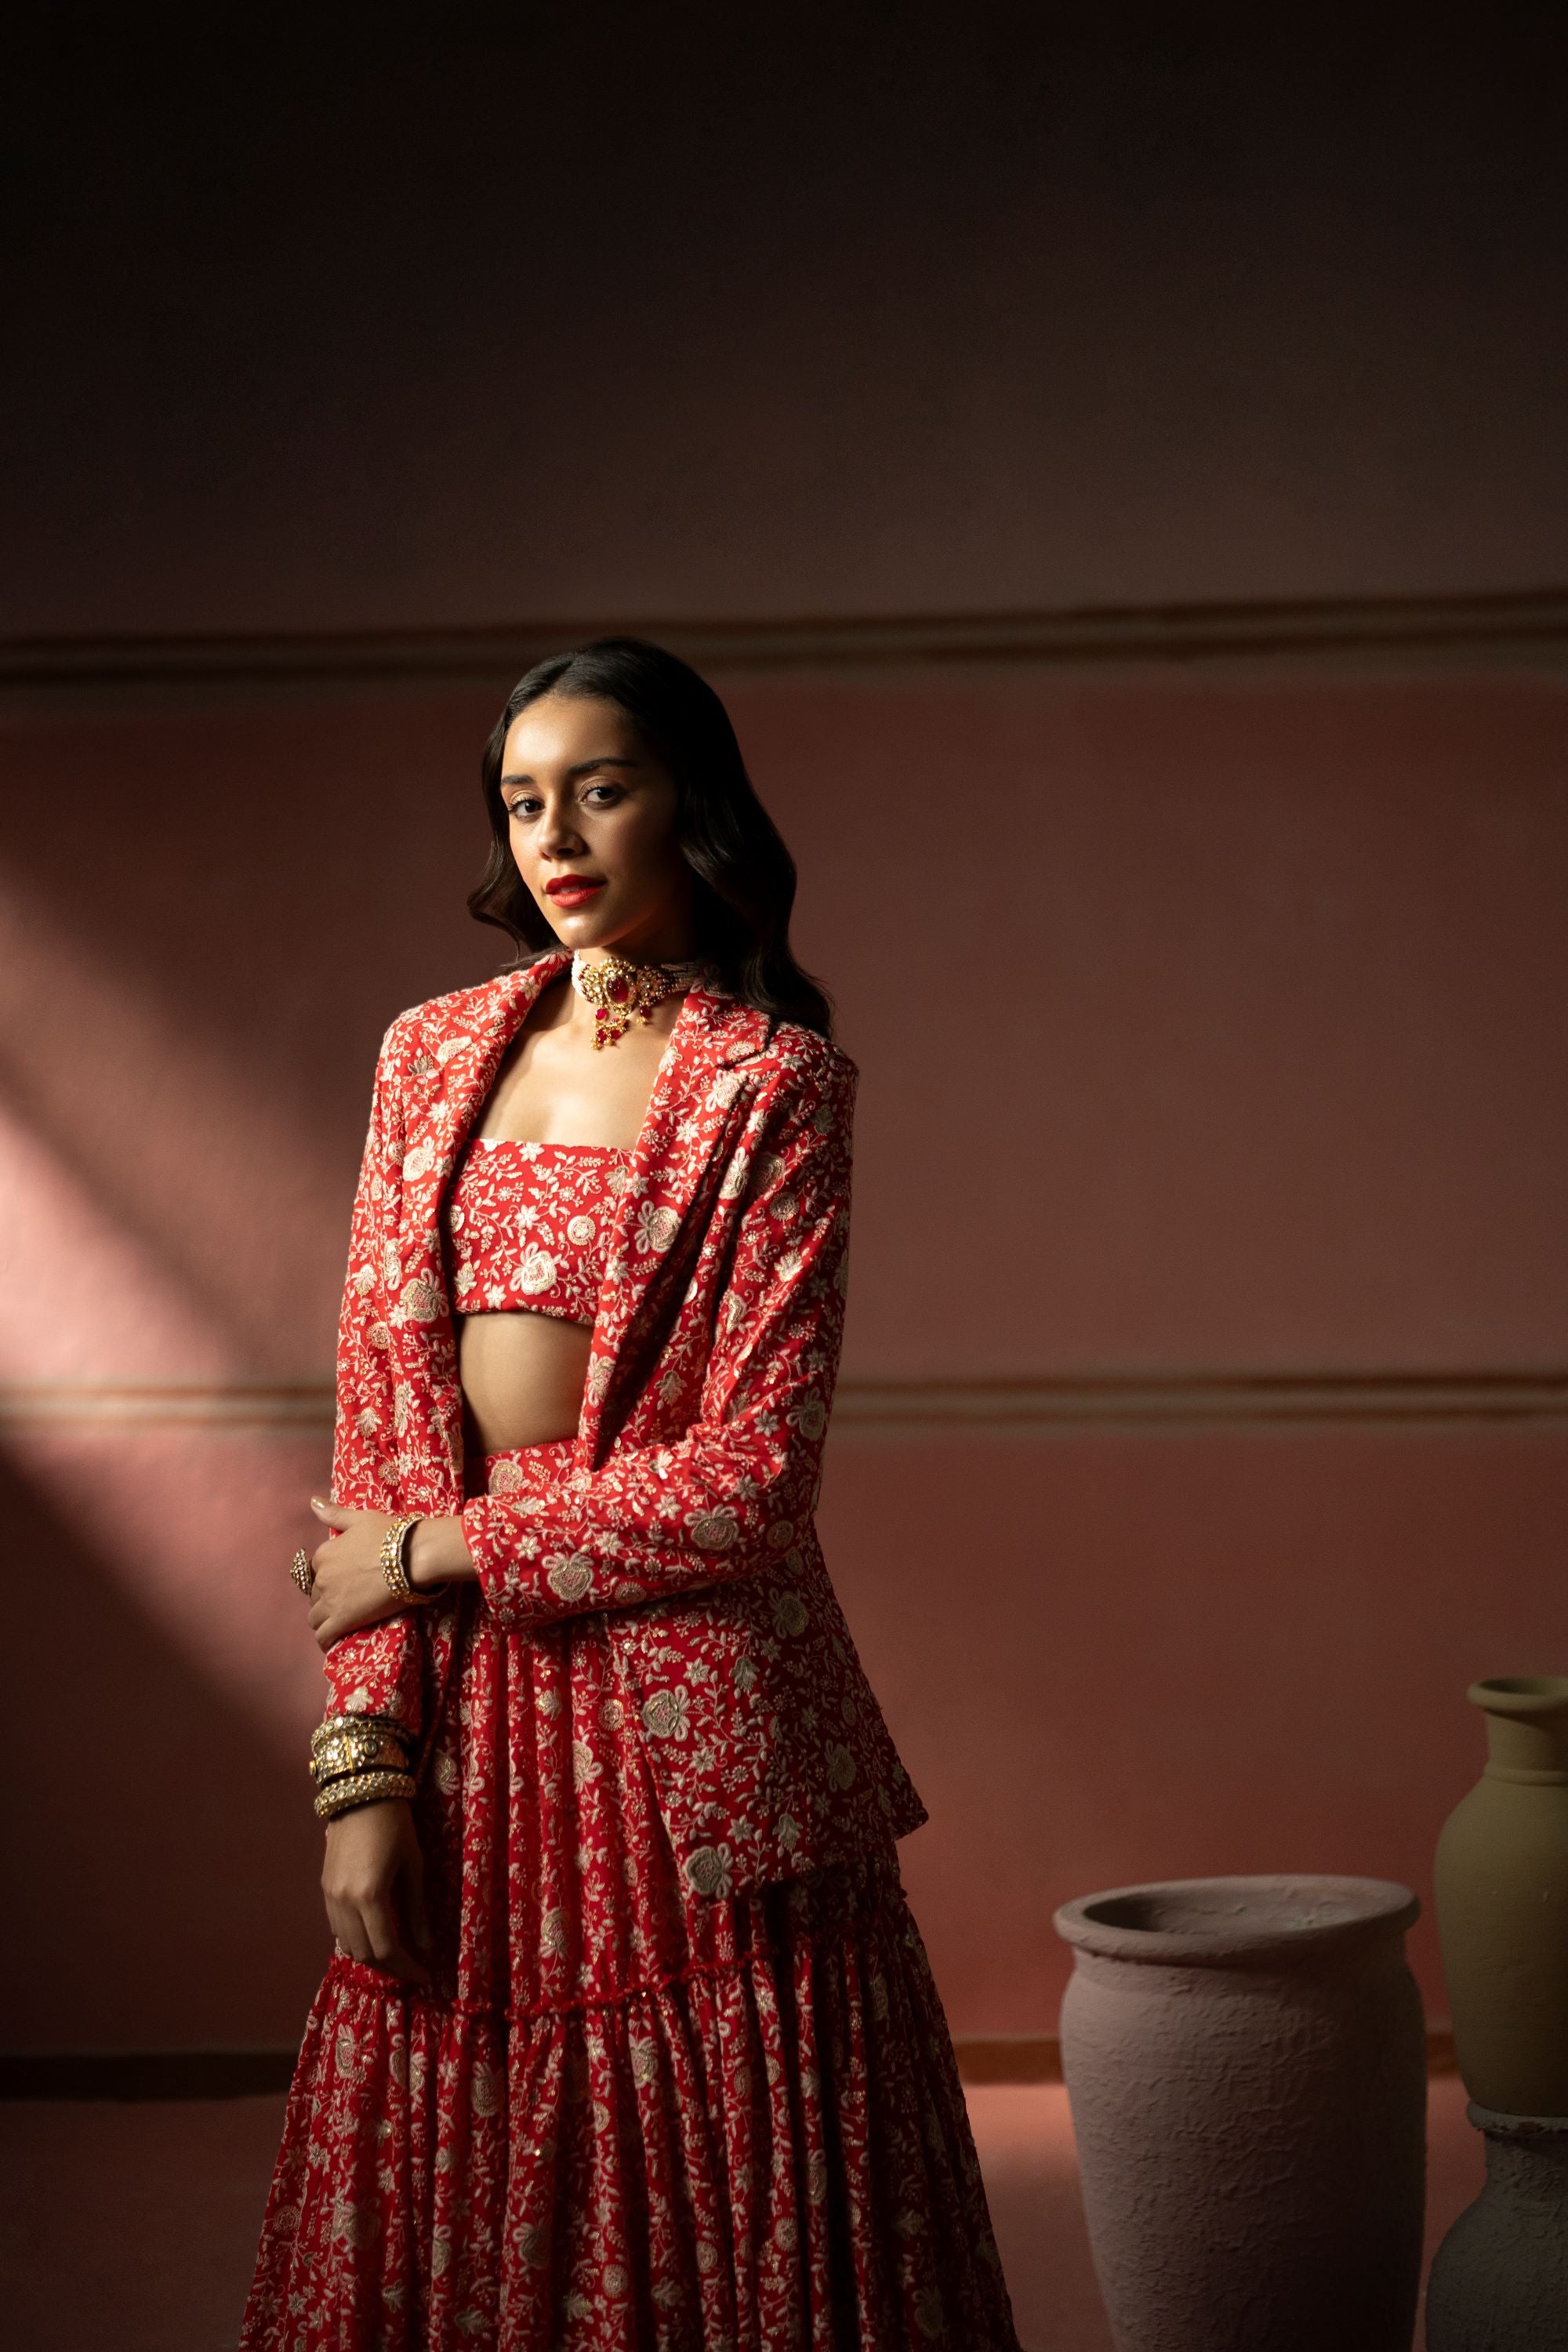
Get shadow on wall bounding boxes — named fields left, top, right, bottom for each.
left=0, top=690, right=502, bottom=1381
left=2, top=662, right=1566, bottom=2054
left=2, top=1448, right=327, bottom=2051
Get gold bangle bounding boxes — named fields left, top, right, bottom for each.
left=310, top=1728, right=412, bottom=1785
left=311, top=1712, right=412, bottom=1759
left=314, top=1769, right=416, bottom=1822
left=310, top=1714, right=414, bottom=1786
left=379, top=1514, right=423, bottom=1603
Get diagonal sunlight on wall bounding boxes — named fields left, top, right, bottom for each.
left=5, top=1423, right=328, bottom=1759
left=0, top=1085, right=327, bottom=1750
left=0, top=872, right=349, bottom=1374
left=0, top=1089, right=237, bottom=1381
left=0, top=880, right=336, bottom=1754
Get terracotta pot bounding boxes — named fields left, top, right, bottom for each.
left=1425, top=2105, right=1568, bottom=2352
left=1055, top=1875, right=1426, bottom=2352
left=1433, top=1675, right=1568, bottom=2115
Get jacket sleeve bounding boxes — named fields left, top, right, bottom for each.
left=318, top=1025, right=428, bottom=1737
left=459, top=1051, right=855, bottom=1631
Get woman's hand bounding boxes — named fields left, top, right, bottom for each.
left=304, top=1499, right=475, bottom=1650
left=321, top=1798, right=431, bottom=1984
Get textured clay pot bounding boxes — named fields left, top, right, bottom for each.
left=1055, top=1875, right=1426, bottom=2352
left=1433, top=1675, right=1568, bottom=2115
left=1425, top=2106, right=1568, bottom=2352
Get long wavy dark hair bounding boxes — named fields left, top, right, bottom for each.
left=467, top=637, right=833, bottom=1038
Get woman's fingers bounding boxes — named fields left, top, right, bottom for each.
left=327, top=1893, right=424, bottom=1981
left=303, top=1525, right=398, bottom=1649
left=307, top=1591, right=341, bottom=1649
left=401, top=1842, right=432, bottom=1958
left=324, top=1891, right=372, bottom=1965
left=361, top=1889, right=429, bottom=1984
left=320, top=1803, right=431, bottom=1984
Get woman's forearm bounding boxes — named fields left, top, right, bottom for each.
left=408, top=1514, right=478, bottom=1590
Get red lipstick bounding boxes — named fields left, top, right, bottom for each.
left=545, top=874, right=606, bottom=909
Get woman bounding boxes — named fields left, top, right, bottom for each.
left=243, top=640, right=1019, bottom=2351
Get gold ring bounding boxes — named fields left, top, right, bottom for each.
left=290, top=1549, right=314, bottom=1596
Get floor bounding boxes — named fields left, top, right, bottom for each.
left=0, top=2078, right=1483, bottom=2350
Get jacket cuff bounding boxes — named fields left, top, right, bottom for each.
left=461, top=1457, right=652, bottom=1630
left=321, top=1615, right=424, bottom=1740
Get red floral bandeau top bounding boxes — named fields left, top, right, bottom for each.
left=443, top=1137, right=632, bottom=1326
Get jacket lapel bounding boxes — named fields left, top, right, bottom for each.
left=395, top=953, right=569, bottom=1262
left=387, top=955, right=568, bottom=1493
left=578, top=981, right=772, bottom=1465
left=389, top=954, right=772, bottom=1485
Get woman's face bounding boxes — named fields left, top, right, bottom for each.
left=499, top=692, right=693, bottom=957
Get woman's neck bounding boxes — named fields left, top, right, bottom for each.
left=573, top=928, right=699, bottom=971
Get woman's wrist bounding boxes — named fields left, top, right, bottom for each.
left=407, top=1514, right=477, bottom=1591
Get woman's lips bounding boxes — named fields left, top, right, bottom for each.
left=545, top=876, right=606, bottom=908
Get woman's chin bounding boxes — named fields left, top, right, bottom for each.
left=539, top=902, right=618, bottom=946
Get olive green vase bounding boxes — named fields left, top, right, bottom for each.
left=1434, top=1675, right=1568, bottom=2115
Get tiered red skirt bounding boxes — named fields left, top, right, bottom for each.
left=242, top=1448, right=1018, bottom=2350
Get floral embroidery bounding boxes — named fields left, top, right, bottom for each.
left=317, top=960, right=927, bottom=1944
left=442, top=1138, right=627, bottom=1327
left=641, top=1686, right=692, bottom=1740
left=252, top=1853, right=1020, bottom=2333
left=772, top=1588, right=810, bottom=1638
left=546, top=1553, right=594, bottom=1603
left=683, top=1842, right=735, bottom=1897
left=635, top=1200, right=681, bottom=1254
left=516, top=1243, right=557, bottom=1295
left=685, top=1505, right=739, bottom=1552
left=245, top=964, right=1018, bottom=2339
left=789, top=1394, right=828, bottom=1440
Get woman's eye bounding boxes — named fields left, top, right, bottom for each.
left=583, top=784, right=622, bottom=806
left=506, top=798, right=540, bottom=820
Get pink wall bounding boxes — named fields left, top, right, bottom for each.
left=5, top=662, right=1565, bottom=2046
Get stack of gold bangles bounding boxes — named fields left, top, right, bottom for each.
left=310, top=1714, right=416, bottom=1821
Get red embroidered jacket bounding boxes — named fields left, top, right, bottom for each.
left=322, top=952, right=926, bottom=1898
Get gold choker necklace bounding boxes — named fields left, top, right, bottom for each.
left=571, top=951, right=706, bottom=1049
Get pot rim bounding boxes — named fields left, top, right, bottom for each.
left=1054, top=1873, right=1419, bottom=1967
left=1469, top=1675, right=1568, bottom=1715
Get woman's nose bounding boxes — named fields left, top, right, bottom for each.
left=538, top=797, right=586, bottom=855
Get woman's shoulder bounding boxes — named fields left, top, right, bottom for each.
left=733, top=1018, right=858, bottom=1146
left=757, top=1018, right=858, bottom=1095
left=376, top=972, right=520, bottom=1069
left=686, top=985, right=856, bottom=1096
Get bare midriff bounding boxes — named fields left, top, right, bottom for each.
left=458, top=1310, right=592, bottom=1452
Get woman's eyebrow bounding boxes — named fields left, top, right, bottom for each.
left=500, top=756, right=644, bottom=787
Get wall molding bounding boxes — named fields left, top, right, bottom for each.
left=830, top=1370, right=1568, bottom=1435
left=0, top=2029, right=1458, bottom=2099
left=5, top=585, right=1568, bottom=699
left=0, top=2049, right=301, bottom=2101
left=0, top=1381, right=338, bottom=1429
left=2, top=1370, right=1565, bottom=1436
